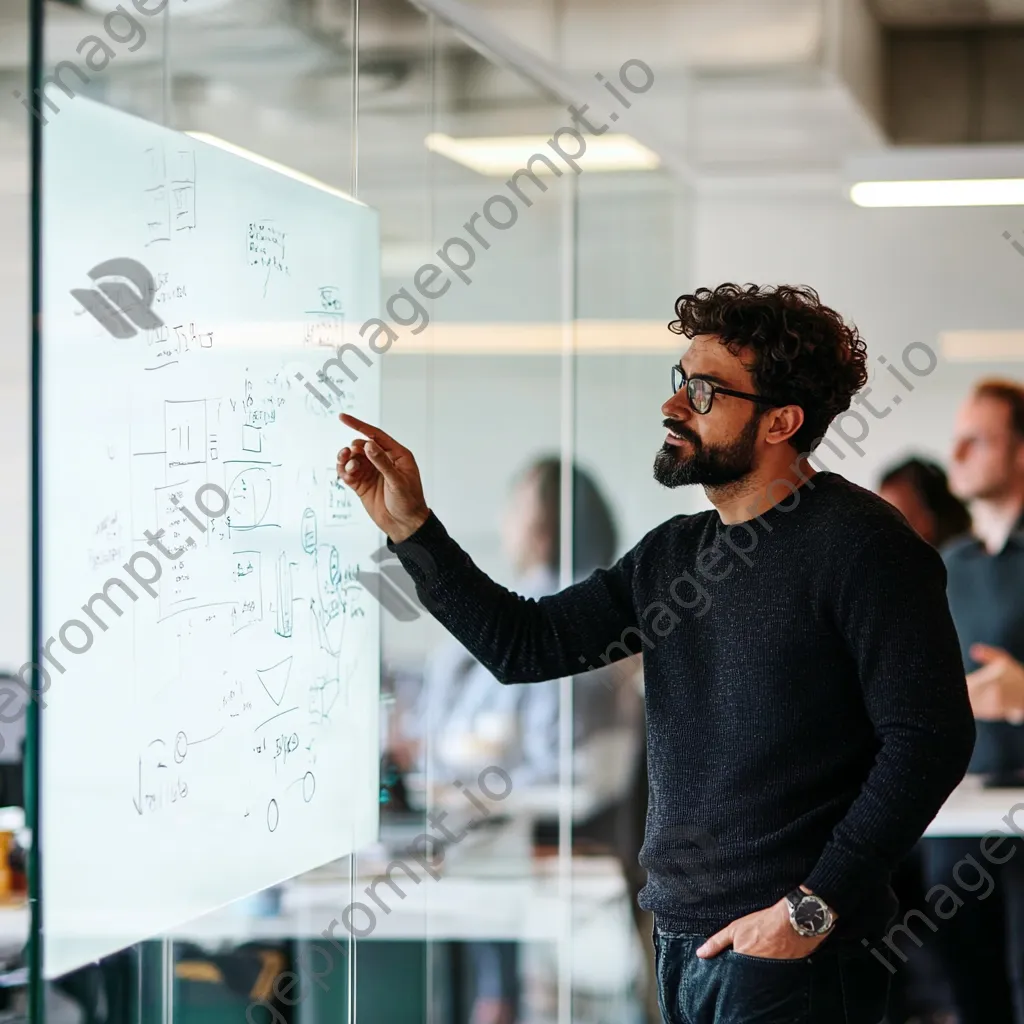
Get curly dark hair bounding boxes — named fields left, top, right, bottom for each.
left=668, top=283, right=869, bottom=453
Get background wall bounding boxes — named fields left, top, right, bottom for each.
left=8, top=179, right=1024, bottom=673
left=4, top=0, right=1024, bottom=678
left=0, top=78, right=29, bottom=671
left=691, top=180, right=1024, bottom=485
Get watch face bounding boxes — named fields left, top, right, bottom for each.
left=794, top=897, right=829, bottom=934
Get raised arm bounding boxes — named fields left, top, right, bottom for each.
left=337, top=414, right=642, bottom=683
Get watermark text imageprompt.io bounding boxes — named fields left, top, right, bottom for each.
left=243, top=780, right=725, bottom=1024
left=14, top=0, right=183, bottom=124
left=0, top=481, right=231, bottom=723
left=861, top=800, right=1024, bottom=974
left=294, top=57, right=656, bottom=410
left=575, top=337, right=940, bottom=669
left=244, top=764, right=514, bottom=1024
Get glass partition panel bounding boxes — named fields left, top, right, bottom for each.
left=31, top=2, right=676, bottom=1023
left=0, top=0, right=32, bottom=1021
left=359, top=20, right=577, bottom=1024
left=34, top=1, right=362, bottom=1022
left=573, top=165, right=689, bottom=1024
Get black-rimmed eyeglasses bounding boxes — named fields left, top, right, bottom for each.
left=670, top=365, right=782, bottom=415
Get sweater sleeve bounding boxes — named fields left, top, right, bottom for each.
left=802, top=526, right=976, bottom=917
left=385, top=511, right=643, bottom=684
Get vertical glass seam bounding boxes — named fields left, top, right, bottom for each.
left=350, top=0, right=359, bottom=199
left=349, top=8, right=361, bottom=1023
left=28, top=0, right=44, bottom=1012
left=556, top=158, right=579, bottom=1024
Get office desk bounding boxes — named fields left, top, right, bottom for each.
left=0, top=853, right=637, bottom=1024
left=0, top=823, right=630, bottom=952
left=924, top=775, right=1024, bottom=837
left=282, top=857, right=628, bottom=942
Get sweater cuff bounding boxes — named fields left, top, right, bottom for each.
left=385, top=511, right=453, bottom=590
left=386, top=509, right=444, bottom=552
left=802, top=847, right=886, bottom=920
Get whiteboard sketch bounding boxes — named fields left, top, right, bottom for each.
left=41, top=96, right=381, bottom=978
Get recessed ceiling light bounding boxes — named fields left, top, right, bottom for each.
left=941, top=331, right=1024, bottom=361
left=81, top=0, right=236, bottom=15
left=850, top=178, right=1024, bottom=207
left=424, top=132, right=660, bottom=176
left=385, top=320, right=674, bottom=354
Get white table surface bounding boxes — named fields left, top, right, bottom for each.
left=6, top=776, right=1019, bottom=962
left=923, top=775, right=1024, bottom=837
left=0, top=829, right=627, bottom=955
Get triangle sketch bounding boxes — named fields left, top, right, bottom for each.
left=256, top=656, right=293, bottom=706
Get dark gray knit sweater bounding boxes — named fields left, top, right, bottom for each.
left=387, top=471, right=975, bottom=938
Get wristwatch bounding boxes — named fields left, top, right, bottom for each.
left=785, top=888, right=835, bottom=937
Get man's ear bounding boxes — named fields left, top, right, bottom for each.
left=764, top=404, right=805, bottom=447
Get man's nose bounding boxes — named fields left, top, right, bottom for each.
left=662, top=392, right=691, bottom=420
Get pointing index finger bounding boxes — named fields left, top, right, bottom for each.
left=339, top=413, right=401, bottom=453
left=971, top=642, right=1005, bottom=662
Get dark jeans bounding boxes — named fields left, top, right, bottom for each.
left=921, top=836, right=1024, bottom=1024
left=652, top=927, right=891, bottom=1024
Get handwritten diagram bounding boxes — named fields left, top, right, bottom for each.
left=43, top=98, right=381, bottom=978
left=247, top=220, right=291, bottom=298
left=144, top=146, right=197, bottom=246
left=122, top=374, right=373, bottom=836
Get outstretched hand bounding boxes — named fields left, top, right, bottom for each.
left=337, top=413, right=431, bottom=543
left=967, top=643, right=1024, bottom=724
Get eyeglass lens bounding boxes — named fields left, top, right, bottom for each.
left=673, top=367, right=714, bottom=414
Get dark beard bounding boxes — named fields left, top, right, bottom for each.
left=653, top=411, right=761, bottom=488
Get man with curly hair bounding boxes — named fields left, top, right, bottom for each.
left=336, top=283, right=975, bottom=1024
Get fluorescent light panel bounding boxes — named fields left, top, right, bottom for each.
left=941, top=330, right=1024, bottom=361
left=385, top=321, right=676, bottom=354
left=170, top=321, right=680, bottom=354
left=424, top=132, right=660, bottom=176
left=851, top=178, right=1024, bottom=207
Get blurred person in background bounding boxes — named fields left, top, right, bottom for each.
left=921, top=379, right=1024, bottom=1024
left=390, top=456, right=642, bottom=1024
left=878, top=457, right=972, bottom=550
left=876, top=456, right=971, bottom=1024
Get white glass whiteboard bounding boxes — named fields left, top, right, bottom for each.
left=40, top=95, right=381, bottom=978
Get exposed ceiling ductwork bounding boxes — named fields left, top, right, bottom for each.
left=0, top=0, right=1021, bottom=178
left=885, top=26, right=1024, bottom=143
left=871, top=0, right=1024, bottom=26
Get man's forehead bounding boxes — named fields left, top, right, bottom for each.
left=958, top=396, right=1013, bottom=429
left=680, top=335, right=751, bottom=377
left=680, top=335, right=722, bottom=362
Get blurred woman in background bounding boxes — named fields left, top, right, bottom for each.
left=393, top=456, right=644, bottom=1024
left=878, top=456, right=972, bottom=549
